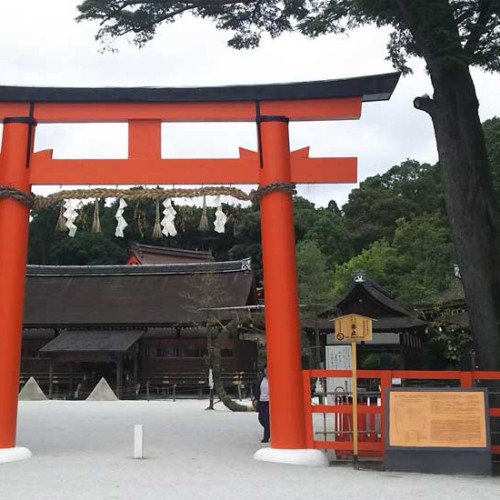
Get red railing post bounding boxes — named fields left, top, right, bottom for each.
left=460, top=371, right=473, bottom=388
left=302, top=371, right=314, bottom=448
left=379, top=370, right=392, bottom=454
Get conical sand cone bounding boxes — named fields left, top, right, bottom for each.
left=19, top=377, right=48, bottom=401
left=86, top=377, right=119, bottom=401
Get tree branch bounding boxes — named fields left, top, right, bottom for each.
left=413, top=95, right=436, bottom=117
left=464, top=0, right=495, bottom=55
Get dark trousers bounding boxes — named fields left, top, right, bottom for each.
left=258, top=401, right=270, bottom=441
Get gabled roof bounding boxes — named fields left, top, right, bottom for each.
left=335, top=278, right=411, bottom=317
left=24, top=259, right=256, bottom=328
left=322, top=271, right=426, bottom=332
left=415, top=279, right=465, bottom=310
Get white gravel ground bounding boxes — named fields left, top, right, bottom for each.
left=0, top=400, right=498, bottom=500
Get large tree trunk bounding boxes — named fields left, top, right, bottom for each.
left=415, top=64, right=500, bottom=370
left=209, top=325, right=252, bottom=412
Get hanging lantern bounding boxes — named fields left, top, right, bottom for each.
left=151, top=200, right=163, bottom=239
left=91, top=199, right=102, bottom=233
left=198, top=195, right=209, bottom=232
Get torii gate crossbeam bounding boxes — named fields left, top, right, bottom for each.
left=0, top=72, right=399, bottom=465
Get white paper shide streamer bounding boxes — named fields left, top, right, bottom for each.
left=63, top=200, right=79, bottom=238
left=161, top=198, right=177, bottom=237
left=115, top=199, right=128, bottom=238
left=213, top=196, right=227, bottom=234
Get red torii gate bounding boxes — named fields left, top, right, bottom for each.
left=0, top=73, right=399, bottom=465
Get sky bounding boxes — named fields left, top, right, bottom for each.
left=1, top=1, right=500, bottom=208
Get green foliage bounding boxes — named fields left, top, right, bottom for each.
left=293, top=196, right=318, bottom=241
left=331, top=212, right=454, bottom=305
left=47, top=232, right=128, bottom=265
left=331, top=239, right=399, bottom=297
left=304, top=207, right=354, bottom=267
left=360, top=352, right=400, bottom=370
left=483, top=116, right=500, bottom=200
left=293, top=196, right=354, bottom=267
left=424, top=325, right=473, bottom=369
left=343, top=160, right=444, bottom=252
left=296, top=239, right=334, bottom=307
left=390, top=213, right=454, bottom=304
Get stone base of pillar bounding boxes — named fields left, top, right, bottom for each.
left=254, top=447, right=329, bottom=467
left=0, top=447, right=32, bottom=464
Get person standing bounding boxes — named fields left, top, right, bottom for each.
left=252, top=366, right=270, bottom=443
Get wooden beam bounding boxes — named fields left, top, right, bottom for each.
left=128, top=120, right=161, bottom=159
left=0, top=97, right=362, bottom=123
left=27, top=148, right=356, bottom=185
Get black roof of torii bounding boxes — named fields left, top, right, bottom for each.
left=0, top=72, right=400, bottom=103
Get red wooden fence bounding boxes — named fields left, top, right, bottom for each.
left=302, top=369, right=500, bottom=456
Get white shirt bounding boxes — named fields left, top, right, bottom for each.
left=259, top=377, right=269, bottom=402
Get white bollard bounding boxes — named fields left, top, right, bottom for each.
left=134, top=424, right=143, bottom=459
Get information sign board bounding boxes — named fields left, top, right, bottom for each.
left=384, top=388, right=491, bottom=475
left=334, top=314, right=373, bottom=342
left=388, top=390, right=487, bottom=448
left=325, top=345, right=352, bottom=403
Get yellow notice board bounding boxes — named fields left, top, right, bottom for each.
left=334, top=314, right=373, bottom=342
left=388, top=390, right=488, bottom=448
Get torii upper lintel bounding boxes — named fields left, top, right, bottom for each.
left=0, top=72, right=400, bottom=123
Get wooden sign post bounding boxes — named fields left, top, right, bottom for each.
left=334, top=314, right=373, bottom=467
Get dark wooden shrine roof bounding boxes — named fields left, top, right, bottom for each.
left=0, top=73, right=400, bottom=104
left=24, top=259, right=256, bottom=328
left=323, top=271, right=427, bottom=332
left=40, top=330, right=144, bottom=353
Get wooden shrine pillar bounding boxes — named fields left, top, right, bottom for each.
left=133, top=346, right=138, bottom=392
left=258, top=116, right=307, bottom=450
left=116, top=354, right=123, bottom=399
left=48, top=359, right=54, bottom=400
left=0, top=117, right=34, bottom=450
left=69, top=364, right=73, bottom=397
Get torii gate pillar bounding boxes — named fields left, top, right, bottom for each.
left=0, top=118, right=33, bottom=463
left=254, top=117, right=328, bottom=466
